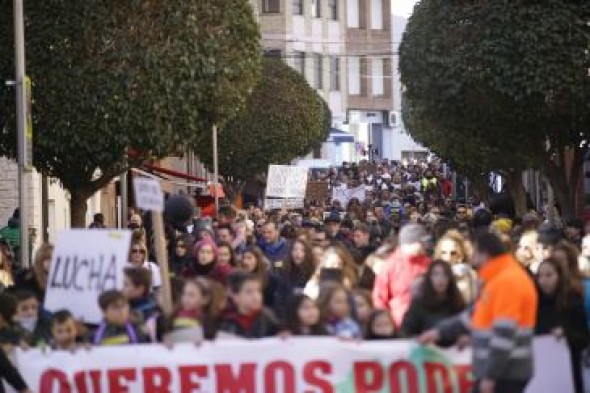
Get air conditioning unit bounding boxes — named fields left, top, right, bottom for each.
left=388, top=111, right=401, bottom=128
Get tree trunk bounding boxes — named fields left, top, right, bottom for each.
left=543, top=147, right=584, bottom=222
left=506, top=170, right=527, bottom=218
left=469, top=174, right=491, bottom=206
left=70, top=189, right=92, bottom=228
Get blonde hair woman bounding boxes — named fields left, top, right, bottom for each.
left=0, top=246, right=13, bottom=288
left=434, top=230, right=478, bottom=303
left=17, top=243, right=53, bottom=301
left=304, top=244, right=358, bottom=300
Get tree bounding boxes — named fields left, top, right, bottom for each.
left=195, top=58, right=331, bottom=200
left=400, top=0, right=590, bottom=219
left=0, top=0, right=260, bottom=226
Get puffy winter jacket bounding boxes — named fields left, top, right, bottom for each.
left=372, top=248, right=431, bottom=327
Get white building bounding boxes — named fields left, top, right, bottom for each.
left=388, top=14, right=428, bottom=161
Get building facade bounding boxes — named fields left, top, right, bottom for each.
left=255, top=0, right=348, bottom=125
left=388, top=14, right=427, bottom=161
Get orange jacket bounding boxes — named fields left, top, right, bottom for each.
left=471, top=254, right=537, bottom=330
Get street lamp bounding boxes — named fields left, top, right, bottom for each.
left=13, top=0, right=30, bottom=267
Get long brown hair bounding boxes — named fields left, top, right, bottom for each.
left=284, top=239, right=315, bottom=282
left=33, top=243, right=53, bottom=289
left=552, top=240, right=584, bottom=295
left=420, top=260, right=465, bottom=312
left=239, top=246, right=269, bottom=287
left=538, top=258, right=572, bottom=310
left=317, top=283, right=349, bottom=323
left=171, top=277, right=225, bottom=339
left=310, top=243, right=359, bottom=289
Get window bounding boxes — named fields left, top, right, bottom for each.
left=371, top=0, right=383, bottom=29
left=293, top=52, right=305, bottom=75
left=293, top=0, right=303, bottom=15
left=314, top=54, right=323, bottom=89
left=348, top=57, right=360, bottom=95
left=312, top=0, right=321, bottom=18
left=330, top=57, right=340, bottom=91
left=371, top=58, right=384, bottom=96
left=347, top=0, right=359, bottom=27
left=328, top=0, right=338, bottom=20
left=264, top=49, right=282, bottom=58
left=262, top=0, right=280, bottom=13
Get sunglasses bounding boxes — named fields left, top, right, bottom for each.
left=131, top=249, right=146, bottom=254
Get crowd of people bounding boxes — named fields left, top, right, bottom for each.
left=0, top=160, right=589, bottom=392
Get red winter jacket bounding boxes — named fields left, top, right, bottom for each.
left=372, top=248, right=431, bottom=327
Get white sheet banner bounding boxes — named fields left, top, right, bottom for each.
left=43, top=230, right=132, bottom=324
left=332, top=185, right=367, bottom=205
left=265, top=165, right=309, bottom=198
left=15, top=336, right=572, bottom=393
left=264, top=198, right=305, bottom=211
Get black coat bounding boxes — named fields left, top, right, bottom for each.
left=218, top=308, right=280, bottom=339
left=401, top=299, right=463, bottom=346
left=0, top=349, right=27, bottom=393
left=535, top=290, right=589, bottom=393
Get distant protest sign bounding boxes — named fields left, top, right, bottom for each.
left=265, top=165, right=308, bottom=198
left=133, top=177, right=164, bottom=212
left=264, top=197, right=304, bottom=211
left=305, top=181, right=330, bottom=202
left=44, top=230, right=132, bottom=324
left=332, top=185, right=366, bottom=205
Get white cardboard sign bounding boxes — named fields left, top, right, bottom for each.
left=44, top=230, right=132, bottom=324
left=332, top=185, right=366, bottom=205
left=265, top=165, right=308, bottom=198
left=133, top=177, right=164, bottom=212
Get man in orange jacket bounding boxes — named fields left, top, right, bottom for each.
left=421, top=232, right=538, bottom=393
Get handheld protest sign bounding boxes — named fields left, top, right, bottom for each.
left=133, top=177, right=173, bottom=315
left=44, top=230, right=132, bottom=324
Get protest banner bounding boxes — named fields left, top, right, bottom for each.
left=332, top=185, right=366, bottom=205
left=132, top=176, right=172, bottom=314
left=264, top=197, right=305, bottom=211
left=265, top=165, right=308, bottom=198
left=43, top=230, right=132, bottom=324
left=133, top=177, right=164, bottom=213
left=15, top=336, right=571, bottom=393
left=306, top=181, right=330, bottom=202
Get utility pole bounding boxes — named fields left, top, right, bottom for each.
left=212, top=124, right=219, bottom=217
left=14, top=0, right=30, bottom=267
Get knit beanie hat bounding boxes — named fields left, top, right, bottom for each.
left=194, top=239, right=218, bottom=259
left=398, top=224, right=427, bottom=246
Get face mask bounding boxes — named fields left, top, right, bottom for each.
left=19, top=317, right=37, bottom=332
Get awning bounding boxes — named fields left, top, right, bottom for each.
left=143, top=163, right=207, bottom=182
left=327, top=128, right=355, bottom=143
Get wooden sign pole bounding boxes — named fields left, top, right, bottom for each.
left=152, top=211, right=173, bottom=315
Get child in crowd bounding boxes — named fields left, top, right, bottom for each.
left=284, top=294, right=326, bottom=336
left=122, top=267, right=157, bottom=324
left=50, top=310, right=78, bottom=351
left=352, top=289, right=374, bottom=336
left=0, top=293, right=25, bottom=350
left=218, top=272, right=280, bottom=339
left=318, top=284, right=362, bottom=339
left=366, top=310, right=397, bottom=340
left=93, top=290, right=146, bottom=346
left=168, top=277, right=222, bottom=341
left=14, top=290, right=50, bottom=346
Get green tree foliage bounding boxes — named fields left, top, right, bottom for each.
left=196, top=58, right=331, bottom=196
left=0, top=0, right=260, bottom=226
left=400, top=0, right=590, bottom=218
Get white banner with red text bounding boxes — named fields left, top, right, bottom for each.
left=14, top=337, right=572, bottom=393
